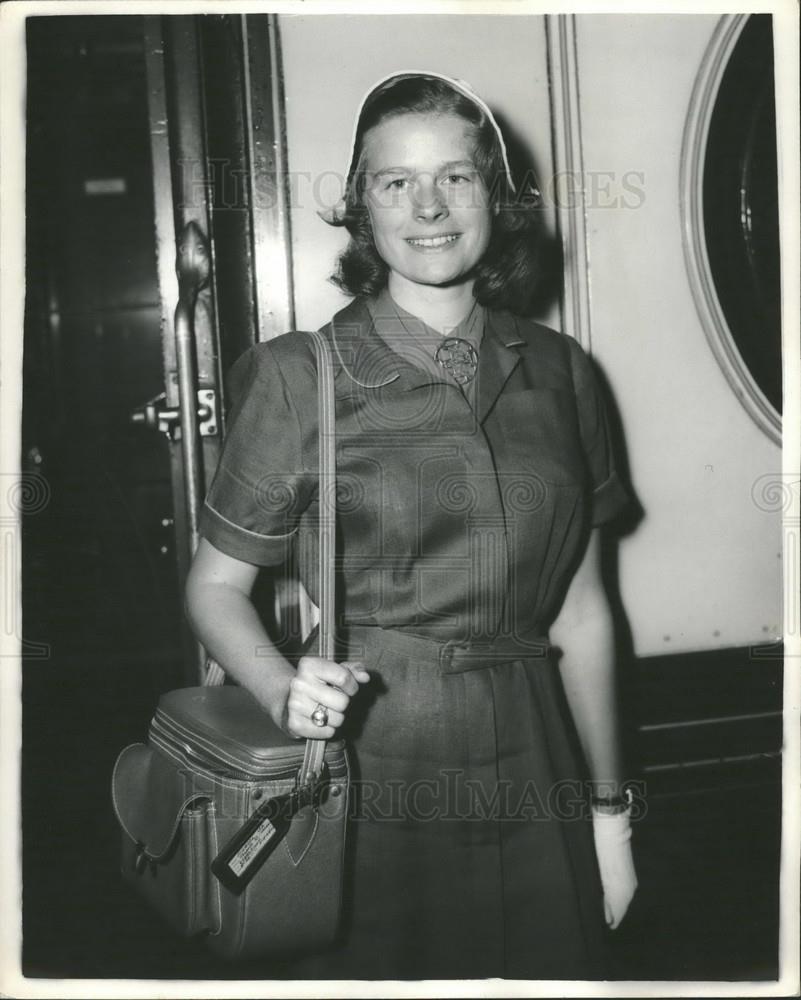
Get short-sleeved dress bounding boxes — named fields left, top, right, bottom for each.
left=198, top=293, right=630, bottom=980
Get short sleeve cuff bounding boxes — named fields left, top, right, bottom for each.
left=590, top=470, right=631, bottom=527
left=198, top=501, right=297, bottom=566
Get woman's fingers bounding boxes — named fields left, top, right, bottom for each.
left=344, top=661, right=371, bottom=685
left=283, top=656, right=369, bottom=739
left=295, top=674, right=350, bottom=713
left=297, top=655, right=367, bottom=696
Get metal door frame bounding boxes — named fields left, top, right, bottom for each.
left=143, top=13, right=295, bottom=682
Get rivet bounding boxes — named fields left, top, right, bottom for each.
left=331, top=785, right=342, bottom=798
left=253, top=789, right=263, bottom=800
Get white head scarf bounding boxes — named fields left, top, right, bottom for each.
left=317, top=70, right=516, bottom=226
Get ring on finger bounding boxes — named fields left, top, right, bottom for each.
left=311, top=703, right=329, bottom=728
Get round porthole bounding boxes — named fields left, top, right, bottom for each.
left=681, top=14, right=781, bottom=442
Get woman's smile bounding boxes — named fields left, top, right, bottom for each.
left=405, top=233, right=462, bottom=250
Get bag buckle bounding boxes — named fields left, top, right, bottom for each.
left=294, top=761, right=330, bottom=806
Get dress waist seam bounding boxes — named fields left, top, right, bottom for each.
left=336, top=624, right=550, bottom=674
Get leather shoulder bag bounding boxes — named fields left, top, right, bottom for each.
left=111, top=330, right=348, bottom=961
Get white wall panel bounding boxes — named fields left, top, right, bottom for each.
left=576, top=14, right=782, bottom=655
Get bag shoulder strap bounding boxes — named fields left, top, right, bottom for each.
left=299, top=329, right=336, bottom=784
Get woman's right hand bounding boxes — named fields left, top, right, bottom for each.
left=282, top=656, right=370, bottom=739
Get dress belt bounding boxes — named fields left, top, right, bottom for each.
left=337, top=625, right=551, bottom=675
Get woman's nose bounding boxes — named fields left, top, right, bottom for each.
left=411, top=177, right=448, bottom=221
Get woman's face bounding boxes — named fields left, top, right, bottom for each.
left=361, top=112, right=493, bottom=292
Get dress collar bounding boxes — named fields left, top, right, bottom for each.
left=366, top=287, right=485, bottom=385
left=324, top=294, right=526, bottom=420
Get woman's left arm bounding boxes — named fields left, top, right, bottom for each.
left=550, top=526, right=622, bottom=796
left=550, top=526, right=638, bottom=929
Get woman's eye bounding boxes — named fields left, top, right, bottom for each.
left=386, top=178, right=407, bottom=190
left=443, top=174, right=469, bottom=185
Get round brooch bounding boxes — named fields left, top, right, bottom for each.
left=434, top=337, right=479, bottom=385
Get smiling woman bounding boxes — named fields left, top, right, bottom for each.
left=185, top=70, right=637, bottom=979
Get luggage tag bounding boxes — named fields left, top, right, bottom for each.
left=211, top=765, right=330, bottom=894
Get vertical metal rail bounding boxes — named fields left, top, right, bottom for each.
left=144, top=17, right=220, bottom=683
left=144, top=17, right=199, bottom=678
left=167, top=21, right=226, bottom=687
left=240, top=13, right=313, bottom=654
left=241, top=13, right=296, bottom=341
left=545, top=14, right=593, bottom=351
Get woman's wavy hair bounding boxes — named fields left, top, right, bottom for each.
left=330, top=75, right=544, bottom=316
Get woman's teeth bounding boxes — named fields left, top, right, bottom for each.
left=406, top=235, right=459, bottom=247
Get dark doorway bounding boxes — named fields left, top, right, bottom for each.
left=22, top=15, right=194, bottom=977
left=21, top=14, right=291, bottom=978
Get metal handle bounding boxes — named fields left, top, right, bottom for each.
left=172, top=221, right=226, bottom=686
left=174, top=220, right=210, bottom=552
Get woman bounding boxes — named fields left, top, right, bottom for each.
left=185, top=71, right=637, bottom=980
